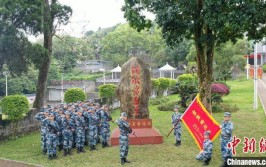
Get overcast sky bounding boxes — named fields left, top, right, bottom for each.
left=58, top=0, right=127, bottom=37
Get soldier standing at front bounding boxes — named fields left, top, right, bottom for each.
left=116, top=112, right=133, bottom=165
left=172, top=105, right=182, bottom=146
left=196, top=131, right=213, bottom=166
left=220, top=112, right=233, bottom=167
left=35, top=109, right=49, bottom=155
left=62, top=111, right=75, bottom=156
left=87, top=108, right=99, bottom=151
left=75, top=109, right=86, bottom=153
left=46, top=113, right=60, bottom=160
left=100, top=105, right=112, bottom=148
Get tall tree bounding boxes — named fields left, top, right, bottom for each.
left=33, top=0, right=72, bottom=110
left=122, top=0, right=266, bottom=112
left=0, top=0, right=72, bottom=110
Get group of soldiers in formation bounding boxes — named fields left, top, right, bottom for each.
left=35, top=101, right=133, bottom=165
left=172, top=105, right=233, bottom=167
left=35, top=101, right=233, bottom=166
left=35, top=101, right=114, bottom=160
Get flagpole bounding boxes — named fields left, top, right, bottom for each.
left=254, top=43, right=258, bottom=110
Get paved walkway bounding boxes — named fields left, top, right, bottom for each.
left=258, top=73, right=266, bottom=115
left=0, top=159, right=43, bottom=167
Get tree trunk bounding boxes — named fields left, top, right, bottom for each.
left=194, top=24, right=215, bottom=113
left=33, top=0, right=53, bottom=111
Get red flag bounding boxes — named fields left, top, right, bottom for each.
left=181, top=94, right=221, bottom=150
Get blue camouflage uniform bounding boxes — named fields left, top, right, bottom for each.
left=196, top=139, right=213, bottom=161
left=172, top=108, right=182, bottom=145
left=116, top=113, right=131, bottom=162
left=46, top=118, right=60, bottom=158
left=87, top=111, right=99, bottom=149
left=55, top=113, right=64, bottom=150
left=220, top=112, right=234, bottom=161
left=62, top=115, right=75, bottom=150
left=96, top=107, right=102, bottom=143
left=74, top=114, right=86, bottom=149
left=100, top=109, right=111, bottom=147
left=35, top=110, right=49, bottom=153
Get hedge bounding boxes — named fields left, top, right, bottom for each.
left=0, top=95, right=29, bottom=121
left=151, top=78, right=160, bottom=90
left=64, top=88, right=86, bottom=103
left=177, top=74, right=197, bottom=83
left=158, top=78, right=170, bottom=90
left=98, top=84, right=117, bottom=99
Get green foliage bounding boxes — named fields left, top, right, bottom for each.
left=177, top=74, right=197, bottom=83
left=158, top=78, right=170, bottom=90
left=169, top=79, right=177, bottom=87
left=212, top=103, right=239, bottom=113
left=149, top=97, right=169, bottom=106
left=263, top=64, right=266, bottom=73
left=157, top=101, right=177, bottom=111
left=176, top=74, right=198, bottom=108
left=211, top=93, right=223, bottom=105
left=64, top=88, right=86, bottom=103
left=0, top=95, right=29, bottom=121
left=151, top=79, right=160, bottom=90
left=98, top=84, right=117, bottom=99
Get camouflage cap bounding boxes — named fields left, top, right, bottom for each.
left=224, top=112, right=231, bottom=117
left=204, top=130, right=211, bottom=136
left=121, top=112, right=128, bottom=117
left=65, top=111, right=71, bottom=115
left=173, top=105, right=180, bottom=109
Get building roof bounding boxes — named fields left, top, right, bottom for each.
left=159, top=63, right=176, bottom=71
left=111, top=65, right=121, bottom=72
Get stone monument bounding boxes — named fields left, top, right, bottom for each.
left=110, top=57, right=163, bottom=145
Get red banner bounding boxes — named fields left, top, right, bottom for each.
left=181, top=94, right=221, bottom=150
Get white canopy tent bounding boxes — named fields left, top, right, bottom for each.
left=159, top=63, right=176, bottom=79
left=111, top=65, right=121, bottom=79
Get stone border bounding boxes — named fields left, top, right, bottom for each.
left=0, top=158, right=43, bottom=167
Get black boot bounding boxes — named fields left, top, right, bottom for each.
left=42, top=149, right=47, bottom=155
left=80, top=146, right=86, bottom=153
left=124, top=158, right=131, bottom=163
left=59, top=144, right=63, bottom=152
left=97, top=138, right=101, bottom=144
left=90, top=145, right=93, bottom=151
left=219, top=160, right=227, bottom=167
left=175, top=140, right=178, bottom=146
left=84, top=141, right=88, bottom=146
left=102, top=142, right=106, bottom=148
left=68, top=149, right=72, bottom=155
left=121, top=158, right=125, bottom=165
left=53, top=154, right=57, bottom=159
left=178, top=141, right=181, bottom=146
left=48, top=155, right=53, bottom=160
left=203, top=158, right=211, bottom=166
left=105, top=142, right=110, bottom=147
left=77, top=147, right=80, bottom=154
left=93, top=145, right=98, bottom=150
left=63, top=149, right=67, bottom=157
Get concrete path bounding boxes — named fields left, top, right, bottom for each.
left=258, top=73, right=266, bottom=115
left=0, top=158, right=43, bottom=167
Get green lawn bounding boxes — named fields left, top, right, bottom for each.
left=0, top=79, right=265, bottom=167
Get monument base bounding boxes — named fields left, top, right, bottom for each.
left=110, top=119, right=163, bottom=146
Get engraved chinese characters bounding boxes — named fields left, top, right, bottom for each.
left=116, top=57, right=151, bottom=119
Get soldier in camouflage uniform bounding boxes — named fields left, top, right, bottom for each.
left=171, top=105, right=182, bottom=146
left=75, top=109, right=86, bottom=153
left=220, top=112, right=234, bottom=167
left=101, top=105, right=112, bottom=148
left=56, top=109, right=64, bottom=152
left=46, top=113, right=60, bottom=160
left=35, top=109, right=49, bottom=154
left=116, top=112, right=132, bottom=165
left=95, top=103, right=102, bottom=144
left=62, top=111, right=75, bottom=156
left=196, top=131, right=213, bottom=166
left=87, top=108, right=99, bottom=151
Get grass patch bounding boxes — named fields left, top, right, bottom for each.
left=0, top=79, right=265, bottom=167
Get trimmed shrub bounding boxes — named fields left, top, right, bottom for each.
left=151, top=78, right=160, bottom=90
left=98, top=84, right=117, bottom=104
left=263, top=64, right=266, bottom=73
left=169, top=79, right=177, bottom=87
left=177, top=74, right=197, bottom=83
left=157, top=101, right=177, bottom=111
left=158, top=78, right=170, bottom=90
left=211, top=83, right=230, bottom=95
left=149, top=97, right=170, bottom=106
left=0, top=95, right=29, bottom=121
left=64, top=88, right=86, bottom=103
